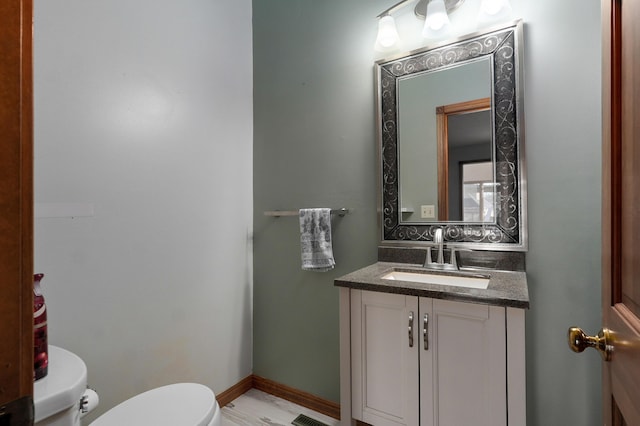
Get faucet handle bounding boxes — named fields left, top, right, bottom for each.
left=425, top=247, right=434, bottom=266
left=449, top=247, right=458, bottom=269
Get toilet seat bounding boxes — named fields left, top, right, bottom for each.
left=89, top=383, right=217, bottom=426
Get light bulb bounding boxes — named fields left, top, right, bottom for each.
left=423, top=0, right=450, bottom=37
left=375, top=15, right=400, bottom=49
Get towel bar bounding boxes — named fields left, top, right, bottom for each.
left=264, top=208, right=349, bottom=217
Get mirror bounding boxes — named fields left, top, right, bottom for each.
left=398, top=58, right=492, bottom=223
left=377, top=20, right=526, bottom=250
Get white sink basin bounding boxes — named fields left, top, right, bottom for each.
left=381, top=270, right=490, bottom=289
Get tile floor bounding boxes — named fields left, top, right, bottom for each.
left=220, top=388, right=340, bottom=426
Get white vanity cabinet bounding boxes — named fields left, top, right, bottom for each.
left=341, top=289, right=526, bottom=426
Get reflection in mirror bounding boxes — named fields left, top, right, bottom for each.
left=377, top=20, right=526, bottom=250
left=441, top=101, right=493, bottom=221
left=398, top=59, right=492, bottom=223
left=461, top=161, right=494, bottom=221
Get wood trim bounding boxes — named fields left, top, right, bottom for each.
left=0, top=0, right=34, bottom=407
left=435, top=97, right=491, bottom=221
left=20, top=0, right=35, bottom=398
left=217, top=375, right=341, bottom=420
left=216, top=375, right=253, bottom=408
left=438, top=97, right=491, bottom=115
left=613, top=399, right=626, bottom=426
left=609, top=0, right=623, bottom=307
left=252, top=375, right=341, bottom=420
left=608, top=305, right=640, bottom=425
left=601, top=0, right=616, bottom=423
left=436, top=109, right=449, bottom=220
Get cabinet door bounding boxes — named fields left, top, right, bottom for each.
left=351, top=290, right=419, bottom=426
left=420, top=298, right=506, bottom=426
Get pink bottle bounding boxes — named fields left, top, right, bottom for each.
left=33, top=273, right=48, bottom=380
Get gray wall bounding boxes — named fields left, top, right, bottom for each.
left=252, top=0, right=382, bottom=402
left=520, top=1, right=602, bottom=423
left=33, top=0, right=253, bottom=422
left=253, top=1, right=603, bottom=425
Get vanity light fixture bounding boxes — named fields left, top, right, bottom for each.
left=375, top=0, right=512, bottom=50
left=375, top=0, right=465, bottom=50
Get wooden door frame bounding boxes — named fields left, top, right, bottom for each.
left=601, top=0, right=614, bottom=417
left=602, top=0, right=619, bottom=421
left=0, top=0, right=34, bottom=415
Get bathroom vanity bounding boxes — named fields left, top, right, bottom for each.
left=335, top=259, right=528, bottom=426
left=340, top=20, right=529, bottom=425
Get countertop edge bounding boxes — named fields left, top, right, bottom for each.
left=334, top=262, right=530, bottom=310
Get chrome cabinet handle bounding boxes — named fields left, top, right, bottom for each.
left=408, top=311, right=414, bottom=347
left=423, top=314, right=429, bottom=350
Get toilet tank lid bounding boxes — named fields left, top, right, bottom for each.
left=34, top=345, right=88, bottom=422
left=90, top=383, right=216, bottom=426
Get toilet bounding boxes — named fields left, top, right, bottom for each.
left=34, top=346, right=221, bottom=426
left=34, top=345, right=93, bottom=426
left=90, top=383, right=221, bottom=426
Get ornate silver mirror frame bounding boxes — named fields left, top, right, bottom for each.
left=377, top=20, right=526, bottom=250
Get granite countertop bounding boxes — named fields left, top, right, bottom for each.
left=334, top=262, right=529, bottom=309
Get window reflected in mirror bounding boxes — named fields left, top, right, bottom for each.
left=461, top=161, right=495, bottom=222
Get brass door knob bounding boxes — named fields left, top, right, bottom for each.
left=568, top=327, right=613, bottom=361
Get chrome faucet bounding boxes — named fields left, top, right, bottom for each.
left=424, top=228, right=458, bottom=271
left=434, top=227, right=444, bottom=264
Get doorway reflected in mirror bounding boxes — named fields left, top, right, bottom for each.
left=437, top=98, right=492, bottom=221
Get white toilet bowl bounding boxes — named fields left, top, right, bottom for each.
left=34, top=346, right=221, bottom=426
